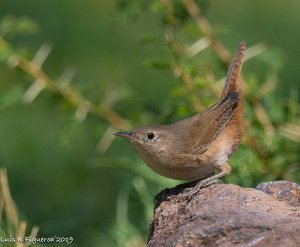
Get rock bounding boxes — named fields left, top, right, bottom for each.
left=147, top=180, right=300, bottom=247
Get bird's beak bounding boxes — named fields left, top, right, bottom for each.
left=114, top=131, right=133, bottom=139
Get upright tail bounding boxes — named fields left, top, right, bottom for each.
left=220, top=41, right=247, bottom=100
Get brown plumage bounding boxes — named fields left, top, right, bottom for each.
left=115, top=41, right=246, bottom=191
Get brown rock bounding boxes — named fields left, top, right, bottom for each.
left=148, top=181, right=300, bottom=247
left=256, top=180, right=300, bottom=207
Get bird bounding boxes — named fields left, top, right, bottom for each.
left=114, top=41, right=246, bottom=195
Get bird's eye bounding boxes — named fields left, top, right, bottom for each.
left=147, top=133, right=155, bottom=140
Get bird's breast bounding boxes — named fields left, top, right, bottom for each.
left=130, top=141, right=216, bottom=180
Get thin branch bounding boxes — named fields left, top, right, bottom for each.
left=280, top=123, right=300, bottom=142
left=16, top=222, right=26, bottom=247
left=8, top=51, right=131, bottom=130
left=0, top=168, right=19, bottom=227
left=31, top=42, right=52, bottom=68
left=181, top=0, right=231, bottom=64
left=252, top=97, right=274, bottom=137
left=181, top=0, right=249, bottom=93
left=185, top=37, right=210, bottom=57
left=97, top=125, right=118, bottom=154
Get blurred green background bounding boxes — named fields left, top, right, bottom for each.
left=0, top=0, right=299, bottom=246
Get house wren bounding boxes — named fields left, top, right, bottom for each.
left=115, top=41, right=246, bottom=193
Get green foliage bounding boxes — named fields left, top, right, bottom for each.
left=0, top=1, right=300, bottom=247
left=0, top=16, right=39, bottom=37
left=0, top=85, right=24, bottom=111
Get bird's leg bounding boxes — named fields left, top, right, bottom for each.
left=188, top=163, right=232, bottom=200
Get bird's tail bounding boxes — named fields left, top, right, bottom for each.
left=220, top=41, right=246, bottom=100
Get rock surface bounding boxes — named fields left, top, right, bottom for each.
left=147, top=180, right=300, bottom=247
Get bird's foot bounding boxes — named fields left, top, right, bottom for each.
left=187, top=179, right=223, bottom=202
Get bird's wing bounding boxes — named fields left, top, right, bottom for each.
left=187, top=92, right=239, bottom=154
